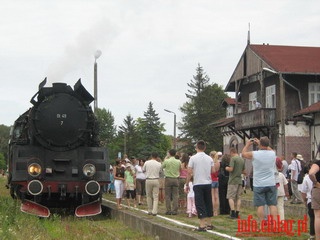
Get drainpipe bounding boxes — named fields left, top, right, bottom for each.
left=263, top=68, right=304, bottom=158
left=279, top=74, right=286, bottom=157
left=262, top=68, right=286, bottom=156
left=263, top=68, right=303, bottom=110
left=281, top=76, right=303, bottom=110
left=260, top=71, right=264, bottom=107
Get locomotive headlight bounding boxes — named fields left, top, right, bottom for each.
left=83, top=164, right=96, bottom=177
left=28, top=163, right=42, bottom=177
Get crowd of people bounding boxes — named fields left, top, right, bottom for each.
left=106, top=138, right=320, bottom=238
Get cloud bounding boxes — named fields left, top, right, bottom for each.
left=0, top=0, right=319, bottom=136
left=45, top=18, right=120, bottom=85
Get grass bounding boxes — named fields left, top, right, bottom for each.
left=0, top=177, right=153, bottom=240
left=1, top=175, right=311, bottom=240
left=103, top=188, right=310, bottom=239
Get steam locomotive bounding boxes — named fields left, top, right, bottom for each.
left=7, top=79, right=109, bottom=217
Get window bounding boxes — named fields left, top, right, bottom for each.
left=309, top=83, right=320, bottom=105
left=266, top=85, right=276, bottom=108
left=226, top=105, right=233, bottom=118
left=249, top=92, right=257, bottom=110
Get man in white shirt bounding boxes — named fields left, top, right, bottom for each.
left=253, top=100, right=262, bottom=109
left=290, top=152, right=303, bottom=204
left=186, top=140, right=215, bottom=232
left=143, top=152, right=162, bottom=216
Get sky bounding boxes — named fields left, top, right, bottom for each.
left=1, top=0, right=320, bottom=136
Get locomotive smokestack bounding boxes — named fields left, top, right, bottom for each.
left=93, top=50, right=102, bottom=113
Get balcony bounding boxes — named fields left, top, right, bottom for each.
left=235, top=108, right=276, bottom=130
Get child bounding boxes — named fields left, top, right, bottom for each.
left=276, top=157, right=289, bottom=221
left=124, top=164, right=136, bottom=208
left=184, top=176, right=197, bottom=217
left=107, top=168, right=115, bottom=194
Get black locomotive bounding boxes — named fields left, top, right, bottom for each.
left=7, top=79, right=109, bottom=217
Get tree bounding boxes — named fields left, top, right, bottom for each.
left=179, top=64, right=228, bottom=152
left=0, top=152, right=6, bottom=170
left=95, top=108, right=117, bottom=144
left=95, top=108, right=117, bottom=159
left=186, top=63, right=210, bottom=99
left=118, top=114, right=138, bottom=158
left=135, top=102, right=170, bottom=159
left=0, top=124, right=10, bottom=161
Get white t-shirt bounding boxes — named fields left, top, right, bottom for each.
left=290, top=159, right=301, bottom=181
left=188, top=152, right=213, bottom=186
left=135, top=165, right=146, bottom=180
left=252, top=150, right=276, bottom=187
left=300, top=174, right=313, bottom=204
left=255, top=101, right=262, bottom=108
left=277, top=172, right=288, bottom=197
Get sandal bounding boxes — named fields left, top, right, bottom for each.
left=206, top=225, right=215, bottom=230
left=193, top=226, right=207, bottom=232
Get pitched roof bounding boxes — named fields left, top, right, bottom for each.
left=221, top=97, right=241, bottom=108
left=294, top=101, right=320, bottom=116
left=224, top=97, right=236, bottom=105
left=250, top=44, right=320, bottom=74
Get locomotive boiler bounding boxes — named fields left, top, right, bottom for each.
left=7, top=79, right=109, bottom=217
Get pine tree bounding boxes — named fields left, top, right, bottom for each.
left=135, top=102, right=169, bottom=159
left=118, top=114, right=138, bottom=158
left=0, top=124, right=10, bottom=161
left=95, top=108, right=117, bottom=146
left=186, top=63, right=210, bottom=99
left=179, top=64, right=227, bottom=152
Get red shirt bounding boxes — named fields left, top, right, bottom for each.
left=211, top=171, right=219, bottom=182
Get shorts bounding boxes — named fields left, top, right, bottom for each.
left=226, top=184, right=243, bottom=200
left=136, top=179, right=146, bottom=195
left=211, top=181, right=219, bottom=188
left=311, top=188, right=320, bottom=210
left=253, top=185, right=277, bottom=207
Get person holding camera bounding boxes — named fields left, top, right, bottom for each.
left=241, top=136, right=278, bottom=224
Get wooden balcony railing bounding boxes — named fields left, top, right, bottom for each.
left=234, top=108, right=276, bottom=130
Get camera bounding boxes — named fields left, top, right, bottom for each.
left=250, top=138, right=254, bottom=142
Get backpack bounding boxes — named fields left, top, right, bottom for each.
left=296, top=160, right=305, bottom=184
